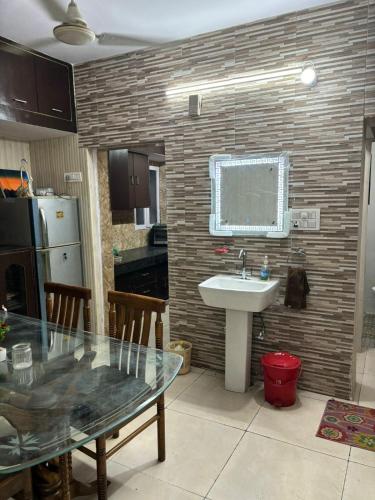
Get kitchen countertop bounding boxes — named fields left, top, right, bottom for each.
left=114, top=246, right=168, bottom=276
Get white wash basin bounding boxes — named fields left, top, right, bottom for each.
left=198, top=274, right=280, bottom=312
left=198, top=274, right=280, bottom=393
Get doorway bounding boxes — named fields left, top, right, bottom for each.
left=354, top=117, right=375, bottom=402
left=363, top=141, right=375, bottom=350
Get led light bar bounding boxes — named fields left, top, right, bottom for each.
left=166, top=68, right=301, bottom=96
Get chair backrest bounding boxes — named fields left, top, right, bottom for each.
left=44, top=282, right=92, bottom=332
left=108, top=291, right=166, bottom=349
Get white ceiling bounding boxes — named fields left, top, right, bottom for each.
left=0, top=0, right=337, bottom=65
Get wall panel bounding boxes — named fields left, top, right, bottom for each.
left=74, top=0, right=374, bottom=398
left=0, top=138, right=31, bottom=171
left=29, top=136, right=104, bottom=332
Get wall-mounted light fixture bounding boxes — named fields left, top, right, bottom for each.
left=166, top=64, right=318, bottom=96
left=300, top=63, right=318, bottom=87
left=189, top=94, right=202, bottom=117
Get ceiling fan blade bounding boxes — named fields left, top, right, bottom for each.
left=36, top=0, right=67, bottom=22
left=97, top=33, right=164, bottom=47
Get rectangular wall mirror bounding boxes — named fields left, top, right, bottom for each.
left=209, top=153, right=290, bottom=238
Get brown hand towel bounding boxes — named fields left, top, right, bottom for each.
left=284, top=266, right=310, bottom=309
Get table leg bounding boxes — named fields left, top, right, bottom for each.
left=68, top=450, right=73, bottom=482
left=157, top=394, right=166, bottom=462
left=96, top=436, right=108, bottom=500
left=59, top=453, right=71, bottom=500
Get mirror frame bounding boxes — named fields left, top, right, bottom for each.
left=209, top=152, right=290, bottom=238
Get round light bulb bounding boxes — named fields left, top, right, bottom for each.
left=300, top=65, right=317, bottom=86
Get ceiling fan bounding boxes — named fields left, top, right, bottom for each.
left=36, top=0, right=161, bottom=48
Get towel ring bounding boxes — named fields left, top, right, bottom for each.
left=287, top=248, right=306, bottom=264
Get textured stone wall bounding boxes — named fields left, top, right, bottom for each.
left=75, top=0, right=375, bottom=398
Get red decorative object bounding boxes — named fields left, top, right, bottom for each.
left=261, top=352, right=302, bottom=407
left=214, top=246, right=229, bottom=254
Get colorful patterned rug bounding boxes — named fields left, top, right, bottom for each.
left=316, top=399, right=375, bottom=451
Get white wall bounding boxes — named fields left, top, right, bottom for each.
left=0, top=138, right=31, bottom=171
left=365, top=142, right=375, bottom=314
left=29, top=136, right=104, bottom=333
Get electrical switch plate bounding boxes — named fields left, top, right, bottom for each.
left=291, top=208, right=320, bottom=230
left=64, top=172, right=82, bottom=182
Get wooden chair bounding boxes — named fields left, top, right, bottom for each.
left=0, top=469, right=33, bottom=499
left=77, top=291, right=166, bottom=500
left=44, top=282, right=91, bottom=331
left=0, top=283, right=93, bottom=499
left=43, top=281, right=92, bottom=499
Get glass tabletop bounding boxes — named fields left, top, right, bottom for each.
left=0, top=312, right=182, bottom=473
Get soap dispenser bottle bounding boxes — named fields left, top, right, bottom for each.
left=260, top=255, right=270, bottom=281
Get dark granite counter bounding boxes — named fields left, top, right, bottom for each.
left=114, top=246, right=168, bottom=276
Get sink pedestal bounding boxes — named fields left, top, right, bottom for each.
left=225, top=310, right=253, bottom=392
left=198, top=274, right=280, bottom=394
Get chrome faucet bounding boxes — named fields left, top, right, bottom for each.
left=238, top=248, right=248, bottom=279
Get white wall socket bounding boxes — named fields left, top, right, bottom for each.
left=291, top=208, right=320, bottom=230
left=64, top=172, right=82, bottom=182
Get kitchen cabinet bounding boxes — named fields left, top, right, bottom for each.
left=115, top=263, right=168, bottom=301
left=35, top=57, right=72, bottom=121
left=0, top=247, right=38, bottom=318
left=114, top=247, right=168, bottom=300
left=0, top=41, right=38, bottom=112
left=133, top=152, right=150, bottom=207
left=0, top=36, right=76, bottom=134
left=108, top=149, right=151, bottom=210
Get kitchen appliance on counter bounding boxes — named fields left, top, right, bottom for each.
left=0, top=196, right=83, bottom=321
left=150, top=223, right=168, bottom=246
left=35, top=187, right=55, bottom=196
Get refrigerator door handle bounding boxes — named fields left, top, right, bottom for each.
left=39, top=208, right=49, bottom=248
left=41, top=249, right=52, bottom=283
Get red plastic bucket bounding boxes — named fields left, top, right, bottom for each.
left=261, top=352, right=302, bottom=407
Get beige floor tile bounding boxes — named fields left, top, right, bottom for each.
left=74, top=368, right=205, bottom=454
left=249, top=395, right=350, bottom=459
left=342, top=462, right=375, bottom=500
left=169, top=373, right=261, bottom=429
left=165, top=367, right=205, bottom=405
left=75, top=406, right=159, bottom=453
left=298, top=390, right=334, bottom=402
left=350, top=446, right=375, bottom=468
left=298, top=390, right=352, bottom=404
left=356, top=350, right=366, bottom=375
left=208, top=432, right=347, bottom=500
left=359, top=373, right=375, bottom=408
left=354, top=362, right=366, bottom=403
left=364, top=349, right=375, bottom=375
left=76, top=460, right=202, bottom=499
left=353, top=379, right=362, bottom=404
left=203, top=369, right=225, bottom=377
left=88, top=407, right=158, bottom=454
left=71, top=449, right=98, bottom=483
left=111, top=409, right=243, bottom=497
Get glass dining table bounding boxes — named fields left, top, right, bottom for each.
left=0, top=312, right=182, bottom=499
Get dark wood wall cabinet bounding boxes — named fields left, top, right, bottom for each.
left=108, top=149, right=151, bottom=210
left=0, top=37, right=76, bottom=133
left=0, top=247, right=38, bottom=318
